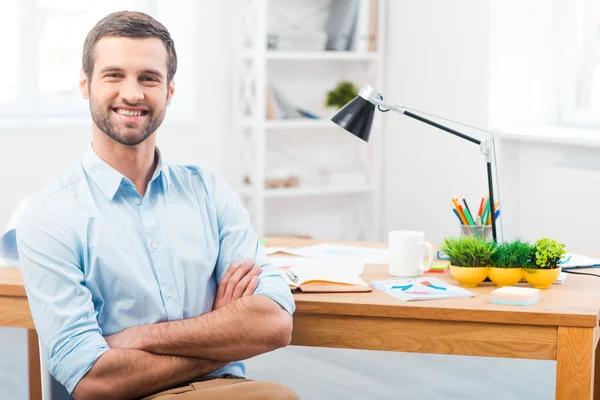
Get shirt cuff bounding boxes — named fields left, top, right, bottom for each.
left=254, top=274, right=296, bottom=315
left=48, top=334, right=110, bottom=394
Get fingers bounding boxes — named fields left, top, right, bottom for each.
left=216, top=261, right=241, bottom=299
left=243, top=276, right=259, bottom=296
left=222, top=260, right=255, bottom=300
left=232, top=265, right=262, bottom=299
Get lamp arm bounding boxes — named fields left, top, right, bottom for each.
left=375, top=99, right=499, bottom=241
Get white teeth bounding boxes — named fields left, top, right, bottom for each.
left=116, top=109, right=143, bottom=116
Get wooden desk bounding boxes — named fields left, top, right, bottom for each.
left=267, top=237, right=600, bottom=400
left=3, top=238, right=600, bottom=400
left=0, top=267, right=40, bottom=400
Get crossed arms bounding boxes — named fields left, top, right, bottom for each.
left=71, top=261, right=292, bottom=400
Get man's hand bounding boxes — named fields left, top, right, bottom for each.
left=213, top=260, right=261, bottom=310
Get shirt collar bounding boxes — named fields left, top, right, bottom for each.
left=152, top=147, right=170, bottom=193
left=81, top=145, right=170, bottom=200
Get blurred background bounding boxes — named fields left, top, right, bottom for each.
left=2, top=0, right=600, bottom=398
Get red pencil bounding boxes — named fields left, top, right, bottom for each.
left=477, top=197, right=485, bottom=217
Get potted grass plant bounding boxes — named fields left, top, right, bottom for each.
left=441, top=236, right=496, bottom=287
left=488, top=240, right=531, bottom=287
left=522, top=238, right=566, bottom=289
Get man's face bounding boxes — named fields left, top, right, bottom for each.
left=80, top=37, right=175, bottom=146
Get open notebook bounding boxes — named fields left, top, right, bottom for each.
left=276, top=262, right=371, bottom=293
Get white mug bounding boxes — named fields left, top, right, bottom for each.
left=388, top=230, right=434, bottom=277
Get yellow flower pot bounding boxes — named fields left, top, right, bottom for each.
left=488, top=267, right=523, bottom=287
left=449, top=265, right=488, bottom=287
left=522, top=267, right=561, bottom=289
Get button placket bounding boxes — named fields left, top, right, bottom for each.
left=140, top=202, right=182, bottom=320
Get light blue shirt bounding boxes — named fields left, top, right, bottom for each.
left=16, top=146, right=295, bottom=394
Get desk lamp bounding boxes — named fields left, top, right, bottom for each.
left=330, top=85, right=499, bottom=242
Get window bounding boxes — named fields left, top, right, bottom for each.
left=562, top=0, right=600, bottom=127
left=0, top=0, right=195, bottom=123
left=0, top=2, right=19, bottom=106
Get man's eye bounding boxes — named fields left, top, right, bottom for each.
left=106, top=73, right=122, bottom=78
left=141, top=76, right=157, bottom=82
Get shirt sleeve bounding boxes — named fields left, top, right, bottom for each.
left=16, top=200, right=110, bottom=394
left=207, top=172, right=296, bottom=316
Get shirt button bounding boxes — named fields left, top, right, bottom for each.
left=167, top=291, right=173, bottom=298
left=134, top=198, right=141, bottom=205
left=151, top=241, right=159, bottom=249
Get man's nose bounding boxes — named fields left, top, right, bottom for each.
left=120, top=78, right=144, bottom=104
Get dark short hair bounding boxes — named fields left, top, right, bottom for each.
left=82, top=11, right=177, bottom=83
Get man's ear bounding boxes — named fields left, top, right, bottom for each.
left=80, top=70, right=90, bottom=99
left=166, top=79, right=175, bottom=106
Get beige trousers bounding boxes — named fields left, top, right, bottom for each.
left=141, top=376, right=300, bottom=400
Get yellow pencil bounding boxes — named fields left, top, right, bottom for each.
left=451, top=197, right=469, bottom=225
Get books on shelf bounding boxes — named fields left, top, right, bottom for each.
left=325, top=0, right=359, bottom=51
left=266, top=1, right=330, bottom=51
left=325, top=0, right=378, bottom=52
left=367, top=0, right=379, bottom=51
left=370, top=277, right=475, bottom=301
left=266, top=83, right=320, bottom=120
left=266, top=0, right=378, bottom=53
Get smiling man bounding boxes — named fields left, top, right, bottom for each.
left=16, top=11, right=299, bottom=400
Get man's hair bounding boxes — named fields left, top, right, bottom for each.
left=82, top=11, right=177, bottom=83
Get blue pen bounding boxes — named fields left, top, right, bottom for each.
left=560, top=255, right=571, bottom=265
left=452, top=208, right=463, bottom=223
left=494, top=209, right=500, bottom=220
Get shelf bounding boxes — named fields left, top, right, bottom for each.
left=243, top=50, right=380, bottom=61
left=240, top=185, right=375, bottom=199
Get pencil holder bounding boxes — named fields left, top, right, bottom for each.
left=459, top=224, right=492, bottom=240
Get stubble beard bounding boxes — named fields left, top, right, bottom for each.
left=89, top=94, right=167, bottom=146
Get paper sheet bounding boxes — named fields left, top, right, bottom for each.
left=560, top=253, right=600, bottom=268
left=371, top=277, right=475, bottom=301
left=262, top=247, right=289, bottom=256
left=279, top=243, right=388, bottom=264
left=268, top=256, right=365, bottom=275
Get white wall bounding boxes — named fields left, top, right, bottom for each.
left=382, top=0, right=492, bottom=246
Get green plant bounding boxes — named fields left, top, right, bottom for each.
left=529, top=238, right=566, bottom=269
left=490, top=240, right=532, bottom=269
left=440, top=236, right=496, bottom=268
left=325, top=81, right=359, bottom=109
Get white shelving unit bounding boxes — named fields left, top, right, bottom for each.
left=232, top=0, right=386, bottom=240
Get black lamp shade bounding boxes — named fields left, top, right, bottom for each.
left=330, top=96, right=376, bottom=142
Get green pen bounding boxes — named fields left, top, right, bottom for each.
left=463, top=207, right=475, bottom=225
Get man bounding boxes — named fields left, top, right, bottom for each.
left=17, top=11, right=299, bottom=400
